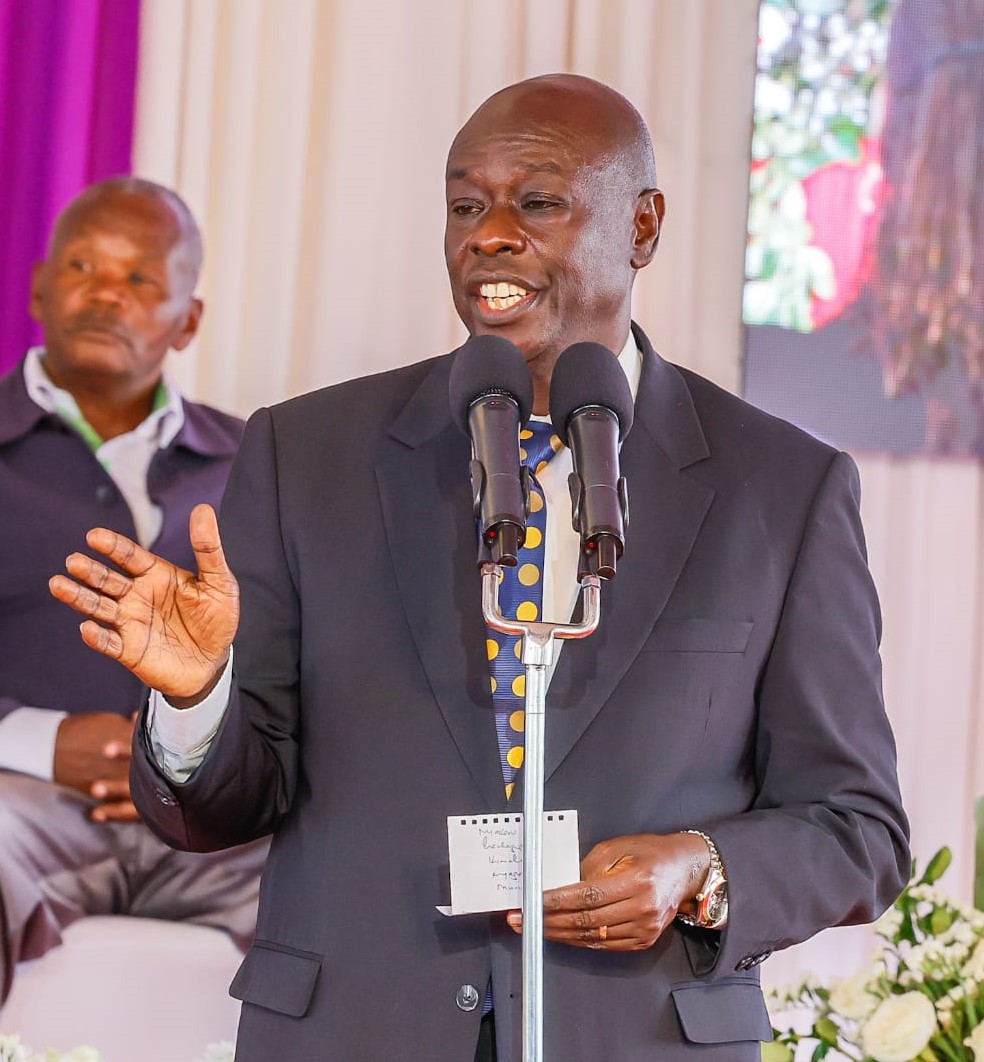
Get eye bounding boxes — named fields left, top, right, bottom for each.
left=449, top=200, right=483, bottom=218
left=129, top=272, right=156, bottom=287
left=523, top=196, right=561, bottom=212
left=67, top=257, right=90, bottom=273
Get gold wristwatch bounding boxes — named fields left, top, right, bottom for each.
left=676, top=829, right=728, bottom=930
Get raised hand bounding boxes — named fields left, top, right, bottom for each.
left=49, top=503, right=239, bottom=705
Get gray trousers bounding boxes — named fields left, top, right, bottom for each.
left=0, top=771, right=269, bottom=1004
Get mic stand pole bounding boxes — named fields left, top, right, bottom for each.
left=481, top=563, right=603, bottom=1062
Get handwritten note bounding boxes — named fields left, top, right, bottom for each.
left=441, top=811, right=580, bottom=915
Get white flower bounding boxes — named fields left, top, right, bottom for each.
left=200, top=1043, right=235, bottom=1062
left=828, top=968, right=879, bottom=1020
left=873, top=906, right=903, bottom=938
left=0, top=1036, right=30, bottom=1062
left=966, top=1023, right=984, bottom=1059
left=965, top=939, right=984, bottom=980
left=860, top=993, right=938, bottom=1062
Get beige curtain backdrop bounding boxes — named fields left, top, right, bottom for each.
left=133, top=0, right=984, bottom=988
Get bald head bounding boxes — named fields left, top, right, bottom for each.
left=444, top=74, right=664, bottom=414
left=49, top=177, right=203, bottom=291
left=448, top=74, right=657, bottom=195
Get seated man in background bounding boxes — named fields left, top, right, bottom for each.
left=0, top=177, right=267, bottom=1005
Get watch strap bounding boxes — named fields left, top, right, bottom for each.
left=676, top=829, right=728, bottom=930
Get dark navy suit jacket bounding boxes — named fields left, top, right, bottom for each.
left=132, top=325, right=909, bottom=1061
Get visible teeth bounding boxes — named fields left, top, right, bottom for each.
left=479, top=282, right=529, bottom=311
left=480, top=282, right=529, bottom=299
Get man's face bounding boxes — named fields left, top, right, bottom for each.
left=445, top=104, right=647, bottom=386
left=30, top=191, right=202, bottom=392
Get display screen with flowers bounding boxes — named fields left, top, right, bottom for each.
left=765, top=847, right=984, bottom=1061
left=742, top=0, right=984, bottom=459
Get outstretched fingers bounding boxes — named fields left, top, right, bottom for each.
left=84, top=527, right=159, bottom=578
left=79, top=618, right=126, bottom=660
left=64, top=552, right=132, bottom=599
left=49, top=572, right=124, bottom=628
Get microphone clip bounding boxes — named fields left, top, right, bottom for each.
left=569, top=473, right=629, bottom=580
left=471, top=460, right=532, bottom=567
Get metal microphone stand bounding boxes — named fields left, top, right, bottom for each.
left=481, top=563, right=602, bottom=1062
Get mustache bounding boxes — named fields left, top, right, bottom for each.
left=65, top=312, right=132, bottom=344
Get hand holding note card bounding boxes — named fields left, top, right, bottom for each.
left=441, top=811, right=580, bottom=915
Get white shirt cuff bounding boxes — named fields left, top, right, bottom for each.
left=146, top=653, right=233, bottom=783
left=0, top=706, right=68, bottom=780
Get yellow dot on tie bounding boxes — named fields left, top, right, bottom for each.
left=505, top=782, right=515, bottom=799
left=510, top=710, right=525, bottom=732
left=519, top=447, right=528, bottom=461
left=550, top=435, right=563, bottom=452
left=520, top=429, right=533, bottom=440
left=486, top=638, right=499, bottom=661
left=512, top=674, right=526, bottom=698
left=490, top=676, right=497, bottom=693
left=514, top=640, right=523, bottom=659
left=516, top=601, right=538, bottom=621
left=535, top=460, right=549, bottom=476
left=525, top=527, right=542, bottom=550
left=518, top=563, right=539, bottom=586
left=529, top=491, right=544, bottom=514
left=507, top=746, right=524, bottom=769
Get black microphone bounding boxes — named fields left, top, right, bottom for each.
left=549, top=342, right=634, bottom=580
left=449, top=335, right=534, bottom=566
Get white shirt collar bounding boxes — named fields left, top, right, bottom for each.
left=23, top=346, right=185, bottom=450
left=530, top=328, right=642, bottom=424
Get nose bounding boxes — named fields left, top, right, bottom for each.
left=84, top=270, right=129, bottom=308
left=470, top=204, right=526, bottom=256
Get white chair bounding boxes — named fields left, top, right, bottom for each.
left=0, top=916, right=242, bottom=1062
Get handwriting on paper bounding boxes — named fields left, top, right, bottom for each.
left=442, top=811, right=580, bottom=915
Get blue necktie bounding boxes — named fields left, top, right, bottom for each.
left=486, top=421, right=563, bottom=800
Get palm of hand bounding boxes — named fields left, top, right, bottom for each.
left=109, top=556, right=240, bottom=697
left=50, top=504, right=240, bottom=702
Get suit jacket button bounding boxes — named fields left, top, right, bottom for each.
left=96, top=484, right=117, bottom=504
left=455, top=984, right=480, bottom=1012
left=155, top=789, right=177, bottom=807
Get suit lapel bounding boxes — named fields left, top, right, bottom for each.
left=541, top=326, right=716, bottom=783
left=374, top=329, right=716, bottom=806
left=374, top=354, right=506, bottom=810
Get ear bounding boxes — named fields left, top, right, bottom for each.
left=630, top=189, right=664, bottom=270
left=29, top=261, right=46, bottom=323
left=171, top=297, right=204, bottom=353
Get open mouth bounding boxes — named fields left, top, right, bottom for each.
left=477, top=281, right=536, bottom=314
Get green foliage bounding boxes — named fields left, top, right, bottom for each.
left=765, top=847, right=984, bottom=1062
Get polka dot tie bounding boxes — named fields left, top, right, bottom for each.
left=486, top=421, right=563, bottom=801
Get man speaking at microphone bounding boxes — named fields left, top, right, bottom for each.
left=50, top=74, right=909, bottom=1060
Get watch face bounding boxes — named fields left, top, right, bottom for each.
left=697, top=875, right=728, bottom=927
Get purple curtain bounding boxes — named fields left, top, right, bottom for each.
left=0, top=0, right=140, bottom=376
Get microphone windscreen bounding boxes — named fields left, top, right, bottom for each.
left=548, top=342, right=635, bottom=443
left=448, top=335, right=534, bottom=434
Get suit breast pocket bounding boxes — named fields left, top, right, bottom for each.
left=643, top=618, right=753, bottom=654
